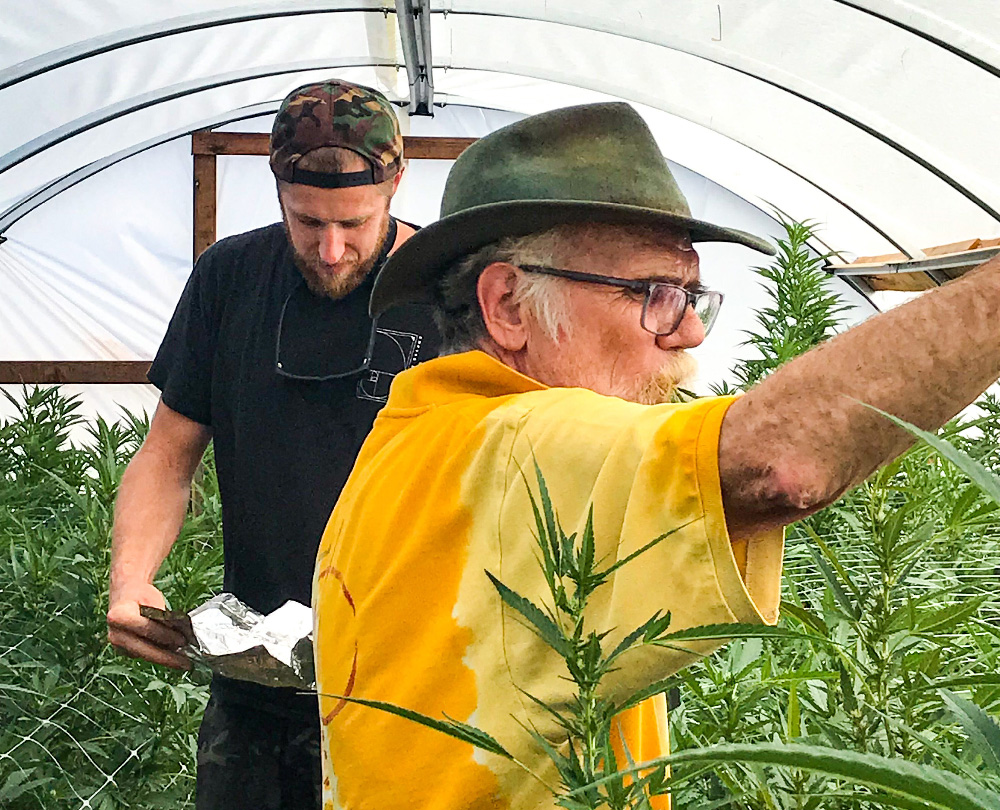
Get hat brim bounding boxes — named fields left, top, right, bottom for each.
left=371, top=199, right=775, bottom=316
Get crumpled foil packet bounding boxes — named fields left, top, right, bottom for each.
left=140, top=593, right=315, bottom=690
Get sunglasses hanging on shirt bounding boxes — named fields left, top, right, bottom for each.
left=274, top=277, right=379, bottom=381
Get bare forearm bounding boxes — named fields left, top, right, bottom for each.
left=107, top=401, right=210, bottom=668
left=721, top=256, right=1000, bottom=535
left=110, top=446, right=196, bottom=597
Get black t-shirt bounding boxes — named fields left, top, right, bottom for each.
left=149, top=220, right=440, bottom=711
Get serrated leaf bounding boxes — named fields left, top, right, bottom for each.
left=522, top=726, right=575, bottom=786
left=579, top=507, right=596, bottom=587
left=940, top=689, right=1000, bottom=775
left=779, top=599, right=829, bottom=636
left=787, top=681, right=801, bottom=738
left=806, top=544, right=859, bottom=619
left=644, top=611, right=674, bottom=643
left=915, top=594, right=990, bottom=634
left=914, top=675, right=1000, bottom=693
left=862, top=405, right=1000, bottom=506
left=319, top=693, right=512, bottom=759
left=837, top=792, right=945, bottom=810
left=654, top=623, right=826, bottom=645
left=612, top=674, right=686, bottom=715
left=572, top=743, right=1000, bottom=810
left=606, top=611, right=671, bottom=663
left=533, top=458, right=560, bottom=560
left=485, top=570, right=569, bottom=656
left=516, top=686, right=573, bottom=733
left=839, top=661, right=858, bottom=713
left=800, top=523, right=864, bottom=601
left=601, top=522, right=689, bottom=579
left=523, top=466, right=558, bottom=583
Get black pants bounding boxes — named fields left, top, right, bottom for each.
left=196, top=694, right=322, bottom=810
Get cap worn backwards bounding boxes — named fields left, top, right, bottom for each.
left=269, top=79, right=403, bottom=189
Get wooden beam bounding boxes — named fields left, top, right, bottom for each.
left=0, top=361, right=152, bottom=384
left=191, top=131, right=475, bottom=160
left=862, top=274, right=937, bottom=293
left=403, top=137, right=477, bottom=160
left=192, top=131, right=268, bottom=155
left=193, top=153, right=217, bottom=262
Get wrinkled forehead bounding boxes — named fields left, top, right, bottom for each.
left=556, top=221, right=693, bottom=252
left=558, top=222, right=700, bottom=279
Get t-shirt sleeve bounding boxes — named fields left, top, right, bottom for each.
left=147, top=248, right=225, bottom=426
left=490, top=391, right=784, bottom=700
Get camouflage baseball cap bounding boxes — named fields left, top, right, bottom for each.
left=269, top=79, right=403, bottom=188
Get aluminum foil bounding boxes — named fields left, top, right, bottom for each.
left=140, top=593, right=315, bottom=690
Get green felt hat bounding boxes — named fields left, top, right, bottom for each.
left=370, top=101, right=775, bottom=316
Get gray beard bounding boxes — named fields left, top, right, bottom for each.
left=633, top=351, right=699, bottom=405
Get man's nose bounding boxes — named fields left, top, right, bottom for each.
left=656, top=306, right=706, bottom=350
left=318, top=226, right=347, bottom=265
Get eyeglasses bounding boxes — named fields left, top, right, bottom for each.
left=518, top=265, right=724, bottom=338
left=275, top=280, right=378, bottom=381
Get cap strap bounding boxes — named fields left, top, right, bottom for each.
left=289, top=166, right=377, bottom=188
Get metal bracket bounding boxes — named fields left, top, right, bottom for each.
left=395, top=0, right=434, bottom=115
left=827, top=246, right=1000, bottom=277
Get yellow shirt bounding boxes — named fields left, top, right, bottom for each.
left=314, top=351, right=783, bottom=810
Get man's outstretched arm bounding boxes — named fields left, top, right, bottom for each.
left=107, top=400, right=211, bottom=669
left=720, top=255, right=1000, bottom=540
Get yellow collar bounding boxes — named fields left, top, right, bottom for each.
left=384, top=350, right=547, bottom=413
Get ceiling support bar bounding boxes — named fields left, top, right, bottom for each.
left=829, top=247, right=1000, bottom=278
left=395, top=0, right=434, bottom=115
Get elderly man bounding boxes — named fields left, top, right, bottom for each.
left=313, top=102, right=1000, bottom=810
left=108, top=80, right=439, bottom=809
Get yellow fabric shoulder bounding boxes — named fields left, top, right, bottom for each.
left=314, top=351, right=783, bottom=810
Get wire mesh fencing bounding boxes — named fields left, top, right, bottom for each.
left=3, top=385, right=999, bottom=807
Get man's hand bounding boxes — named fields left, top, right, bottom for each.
left=108, top=399, right=211, bottom=671
left=107, top=580, right=192, bottom=670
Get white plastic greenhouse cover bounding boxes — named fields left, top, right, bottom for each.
left=2, top=1, right=999, bottom=420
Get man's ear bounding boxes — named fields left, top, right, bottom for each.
left=389, top=164, right=405, bottom=196
left=477, top=262, right=529, bottom=352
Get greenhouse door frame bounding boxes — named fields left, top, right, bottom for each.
left=0, top=131, right=474, bottom=385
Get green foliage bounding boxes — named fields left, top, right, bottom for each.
left=4, top=215, right=1000, bottom=809
left=713, top=214, right=851, bottom=394
left=0, top=386, right=222, bottom=808
left=671, top=217, right=1000, bottom=808
left=320, top=216, right=1000, bottom=808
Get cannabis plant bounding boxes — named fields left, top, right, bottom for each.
left=328, top=216, right=1000, bottom=809
left=713, top=214, right=851, bottom=395
left=673, top=216, right=1000, bottom=809
left=0, top=386, right=223, bottom=809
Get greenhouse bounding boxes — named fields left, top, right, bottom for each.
left=2, top=1, right=1000, bottom=808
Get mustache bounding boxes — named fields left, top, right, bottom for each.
left=635, top=351, right=698, bottom=405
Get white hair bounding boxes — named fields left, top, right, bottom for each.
left=434, top=225, right=584, bottom=354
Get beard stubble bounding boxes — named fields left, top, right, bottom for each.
left=633, top=350, right=699, bottom=405
left=288, top=206, right=391, bottom=301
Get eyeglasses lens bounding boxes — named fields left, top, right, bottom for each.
left=694, top=291, right=723, bottom=335
left=643, top=287, right=723, bottom=337
left=643, top=285, right=688, bottom=336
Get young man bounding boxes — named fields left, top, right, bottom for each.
left=107, top=79, right=440, bottom=809
left=312, top=102, right=1000, bottom=809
